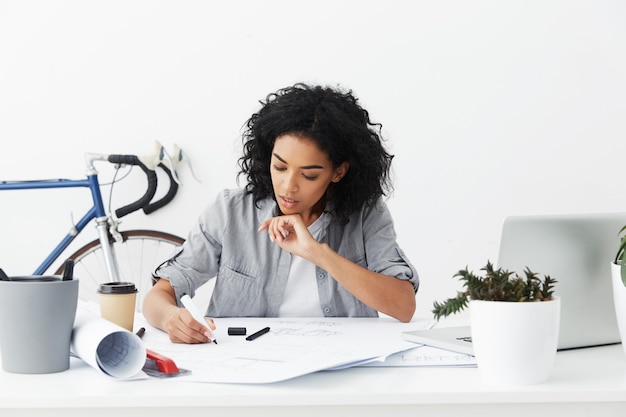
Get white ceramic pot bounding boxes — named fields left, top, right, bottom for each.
left=610, top=262, right=626, bottom=357
left=470, top=296, right=560, bottom=385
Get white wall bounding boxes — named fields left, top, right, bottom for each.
left=1, top=0, right=626, bottom=318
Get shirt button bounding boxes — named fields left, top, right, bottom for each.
left=323, top=307, right=332, bottom=313
left=317, top=273, right=325, bottom=280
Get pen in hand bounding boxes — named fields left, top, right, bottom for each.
left=180, top=294, right=218, bottom=344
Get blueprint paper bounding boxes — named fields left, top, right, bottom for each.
left=71, top=302, right=146, bottom=379
left=140, top=317, right=419, bottom=383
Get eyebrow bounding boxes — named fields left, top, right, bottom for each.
left=272, top=153, right=324, bottom=170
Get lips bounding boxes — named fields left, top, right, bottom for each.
left=280, top=196, right=298, bottom=210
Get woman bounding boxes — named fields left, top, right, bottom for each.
left=143, top=83, right=419, bottom=343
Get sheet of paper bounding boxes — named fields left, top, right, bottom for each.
left=362, top=345, right=476, bottom=367
left=362, top=316, right=477, bottom=367
left=139, top=317, right=419, bottom=383
left=71, top=301, right=146, bottom=379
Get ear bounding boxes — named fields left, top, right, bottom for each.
left=332, top=161, right=349, bottom=183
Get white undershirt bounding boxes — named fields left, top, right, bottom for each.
left=278, top=213, right=330, bottom=317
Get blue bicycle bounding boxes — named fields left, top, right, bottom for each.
left=0, top=145, right=186, bottom=311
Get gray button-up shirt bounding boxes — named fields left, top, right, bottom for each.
left=155, top=188, right=419, bottom=318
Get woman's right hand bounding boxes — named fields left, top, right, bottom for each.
left=143, top=278, right=216, bottom=344
left=162, top=304, right=216, bottom=344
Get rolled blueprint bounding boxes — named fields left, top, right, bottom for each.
left=71, top=302, right=146, bottom=379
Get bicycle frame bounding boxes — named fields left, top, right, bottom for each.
left=0, top=157, right=120, bottom=280
left=2, top=148, right=181, bottom=283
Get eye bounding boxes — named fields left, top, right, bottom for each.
left=302, top=174, right=318, bottom=181
left=272, top=165, right=287, bottom=172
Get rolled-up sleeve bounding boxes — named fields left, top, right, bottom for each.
left=362, top=201, right=419, bottom=292
left=154, top=191, right=228, bottom=299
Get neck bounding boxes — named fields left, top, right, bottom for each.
left=298, top=198, right=326, bottom=227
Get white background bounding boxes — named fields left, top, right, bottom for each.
left=1, top=0, right=625, bottom=318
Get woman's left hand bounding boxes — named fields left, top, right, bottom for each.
left=258, top=214, right=318, bottom=259
left=259, top=213, right=416, bottom=323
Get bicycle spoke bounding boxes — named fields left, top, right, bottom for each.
left=58, top=231, right=183, bottom=313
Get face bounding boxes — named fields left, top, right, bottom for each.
left=270, top=134, right=348, bottom=226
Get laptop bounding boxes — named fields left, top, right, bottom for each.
left=404, top=212, right=626, bottom=355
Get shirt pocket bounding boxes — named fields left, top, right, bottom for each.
left=211, top=261, right=265, bottom=316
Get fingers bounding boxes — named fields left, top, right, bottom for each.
left=258, top=215, right=321, bottom=261
left=259, top=216, right=298, bottom=242
left=257, top=219, right=270, bottom=232
left=166, top=309, right=216, bottom=344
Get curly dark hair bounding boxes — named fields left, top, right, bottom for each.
left=238, top=83, right=394, bottom=221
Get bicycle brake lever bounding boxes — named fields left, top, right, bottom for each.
left=139, top=141, right=183, bottom=185
left=171, top=144, right=201, bottom=184
left=137, top=141, right=164, bottom=171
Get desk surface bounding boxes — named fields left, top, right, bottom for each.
left=2, top=340, right=626, bottom=417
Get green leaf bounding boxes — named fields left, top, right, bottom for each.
left=431, top=261, right=558, bottom=319
left=616, top=237, right=626, bottom=263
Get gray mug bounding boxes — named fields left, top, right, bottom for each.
left=0, top=275, right=79, bottom=374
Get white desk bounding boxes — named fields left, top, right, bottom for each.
left=1, top=342, right=626, bottom=416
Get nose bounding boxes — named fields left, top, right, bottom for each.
left=283, top=171, right=299, bottom=193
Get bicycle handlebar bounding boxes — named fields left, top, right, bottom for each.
left=85, top=148, right=181, bottom=218
left=108, top=154, right=158, bottom=218
left=142, top=163, right=179, bottom=215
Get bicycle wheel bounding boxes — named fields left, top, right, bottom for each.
left=55, top=230, right=184, bottom=312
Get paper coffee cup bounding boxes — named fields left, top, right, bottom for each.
left=98, top=282, right=137, bottom=331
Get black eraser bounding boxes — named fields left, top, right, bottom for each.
left=228, top=327, right=247, bottom=336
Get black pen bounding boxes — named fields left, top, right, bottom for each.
left=246, top=327, right=270, bottom=341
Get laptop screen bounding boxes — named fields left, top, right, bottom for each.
left=496, top=212, right=624, bottom=349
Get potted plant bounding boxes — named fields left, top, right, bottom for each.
left=611, top=226, right=626, bottom=356
left=433, top=261, right=560, bottom=385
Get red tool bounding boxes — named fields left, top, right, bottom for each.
left=143, top=348, right=190, bottom=378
